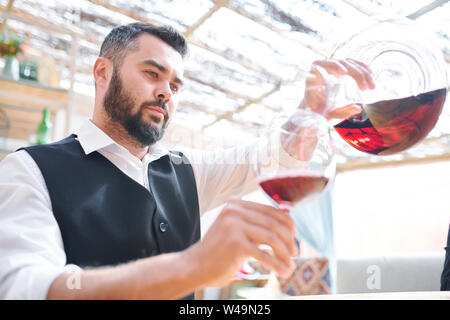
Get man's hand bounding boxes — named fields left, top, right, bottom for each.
left=184, top=198, right=298, bottom=288
left=300, top=58, right=375, bottom=120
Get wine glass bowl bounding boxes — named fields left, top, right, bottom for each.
left=254, top=109, right=335, bottom=209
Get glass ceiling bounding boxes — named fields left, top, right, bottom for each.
left=1, top=0, right=449, bottom=170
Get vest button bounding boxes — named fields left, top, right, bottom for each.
left=159, top=222, right=168, bottom=233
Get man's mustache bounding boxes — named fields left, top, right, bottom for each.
left=142, top=100, right=167, bottom=109
left=141, top=100, right=168, bottom=114
left=140, top=100, right=169, bottom=122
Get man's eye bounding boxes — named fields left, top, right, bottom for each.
left=170, top=84, right=179, bottom=93
left=147, top=71, right=158, bottom=78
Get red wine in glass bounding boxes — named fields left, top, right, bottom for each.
left=334, top=88, right=447, bottom=155
left=258, top=173, right=330, bottom=208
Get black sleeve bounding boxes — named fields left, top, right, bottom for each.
left=441, top=224, right=450, bottom=291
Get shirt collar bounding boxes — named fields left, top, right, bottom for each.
left=76, top=119, right=115, bottom=155
left=76, top=119, right=169, bottom=160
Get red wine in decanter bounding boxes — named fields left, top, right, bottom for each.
left=334, top=88, right=446, bottom=155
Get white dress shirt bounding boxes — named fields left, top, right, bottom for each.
left=0, top=119, right=265, bottom=299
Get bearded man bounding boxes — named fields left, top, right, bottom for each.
left=0, top=23, right=373, bottom=299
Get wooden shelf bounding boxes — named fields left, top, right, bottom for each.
left=0, top=76, right=68, bottom=141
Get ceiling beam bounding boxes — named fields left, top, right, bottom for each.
left=184, top=74, right=249, bottom=101
left=221, top=0, right=329, bottom=58
left=203, top=82, right=281, bottom=129
left=339, top=0, right=378, bottom=16
left=188, top=38, right=280, bottom=80
left=179, top=102, right=222, bottom=117
left=337, top=152, right=450, bottom=172
left=0, top=4, right=101, bottom=44
left=184, top=73, right=283, bottom=110
left=407, top=0, right=449, bottom=20
left=420, top=133, right=450, bottom=144
left=0, top=0, right=15, bottom=34
left=178, top=102, right=261, bottom=133
left=184, top=0, right=228, bottom=37
left=87, top=0, right=158, bottom=25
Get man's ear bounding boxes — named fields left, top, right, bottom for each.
left=93, top=57, right=113, bottom=90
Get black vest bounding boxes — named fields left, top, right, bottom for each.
left=21, top=134, right=200, bottom=298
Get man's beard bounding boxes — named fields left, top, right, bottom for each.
left=103, top=67, right=169, bottom=147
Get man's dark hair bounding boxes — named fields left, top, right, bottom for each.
left=99, top=22, right=188, bottom=67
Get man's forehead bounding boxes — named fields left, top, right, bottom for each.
left=135, top=34, right=184, bottom=69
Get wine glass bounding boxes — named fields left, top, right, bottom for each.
left=255, top=109, right=335, bottom=210
left=237, top=108, right=335, bottom=298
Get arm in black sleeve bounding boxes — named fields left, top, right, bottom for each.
left=441, top=224, right=450, bottom=291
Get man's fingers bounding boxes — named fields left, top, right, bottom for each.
left=228, top=199, right=296, bottom=235
left=221, top=199, right=298, bottom=277
left=243, top=209, right=297, bottom=257
left=244, top=223, right=297, bottom=266
left=312, top=60, right=348, bottom=76
left=224, top=201, right=298, bottom=257
left=309, top=59, right=375, bottom=90
left=347, top=58, right=373, bottom=75
left=345, top=59, right=376, bottom=90
left=244, top=241, right=295, bottom=278
left=339, top=59, right=371, bottom=90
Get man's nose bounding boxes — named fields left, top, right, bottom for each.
left=154, top=84, right=172, bottom=103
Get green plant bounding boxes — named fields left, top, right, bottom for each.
left=0, top=29, right=25, bottom=57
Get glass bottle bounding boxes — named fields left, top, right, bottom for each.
left=36, top=108, right=52, bottom=145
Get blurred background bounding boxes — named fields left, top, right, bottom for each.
left=0, top=0, right=449, bottom=261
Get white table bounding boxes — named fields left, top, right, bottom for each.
left=237, top=287, right=450, bottom=300
left=286, top=291, right=450, bottom=300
